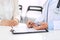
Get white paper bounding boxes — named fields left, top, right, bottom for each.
left=13, top=23, right=45, bottom=33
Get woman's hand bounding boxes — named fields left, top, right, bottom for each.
left=0, top=19, right=19, bottom=26
left=26, top=20, right=48, bottom=30
left=9, top=19, right=19, bottom=26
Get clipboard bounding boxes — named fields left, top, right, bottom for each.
left=11, top=23, right=48, bottom=34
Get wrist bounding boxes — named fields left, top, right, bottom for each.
left=0, top=20, right=1, bottom=25
left=14, top=18, right=19, bottom=23
left=0, top=20, right=1, bottom=22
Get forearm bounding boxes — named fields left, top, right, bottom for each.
left=0, top=19, right=19, bottom=26
left=32, top=23, right=48, bottom=30
left=14, top=18, right=19, bottom=23
left=0, top=20, right=10, bottom=26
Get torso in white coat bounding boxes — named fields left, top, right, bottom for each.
left=0, top=0, right=13, bottom=20
left=0, top=0, right=15, bottom=20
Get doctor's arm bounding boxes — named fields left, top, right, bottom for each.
left=26, top=20, right=48, bottom=30
left=26, top=14, right=48, bottom=30
left=32, top=22, right=48, bottom=30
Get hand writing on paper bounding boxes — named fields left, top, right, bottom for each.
left=0, top=19, right=19, bottom=26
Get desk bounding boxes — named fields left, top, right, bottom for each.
left=0, top=26, right=60, bottom=40
left=0, top=26, right=43, bottom=40
left=0, top=26, right=12, bottom=40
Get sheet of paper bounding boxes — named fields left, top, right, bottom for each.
left=13, top=23, right=45, bottom=33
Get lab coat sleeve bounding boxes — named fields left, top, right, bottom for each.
left=34, top=0, right=51, bottom=25
left=12, top=0, right=20, bottom=22
left=42, top=0, right=51, bottom=22
left=34, top=14, right=44, bottom=25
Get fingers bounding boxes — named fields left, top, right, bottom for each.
left=26, top=20, right=33, bottom=28
left=0, top=20, right=19, bottom=26
left=32, top=22, right=48, bottom=30
left=9, top=20, right=19, bottom=26
left=41, top=22, right=48, bottom=28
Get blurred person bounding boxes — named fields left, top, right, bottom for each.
left=0, top=0, right=20, bottom=26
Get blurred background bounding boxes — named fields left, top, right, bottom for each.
left=0, top=0, right=60, bottom=40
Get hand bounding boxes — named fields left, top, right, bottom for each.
left=26, top=20, right=34, bottom=28
left=32, top=22, right=48, bottom=30
left=0, top=19, right=19, bottom=26
left=9, top=19, right=19, bottom=26
left=40, top=22, right=48, bottom=28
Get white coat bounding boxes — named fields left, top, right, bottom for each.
left=0, top=0, right=20, bottom=21
left=42, top=0, right=60, bottom=29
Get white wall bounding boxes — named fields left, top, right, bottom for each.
left=18, top=0, right=47, bottom=17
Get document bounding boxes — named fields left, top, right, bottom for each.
left=13, top=23, right=45, bottom=33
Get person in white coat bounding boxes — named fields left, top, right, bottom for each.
left=42, top=0, right=60, bottom=30
left=0, top=0, right=20, bottom=26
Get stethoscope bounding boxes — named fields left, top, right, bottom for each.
left=55, top=0, right=60, bottom=14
